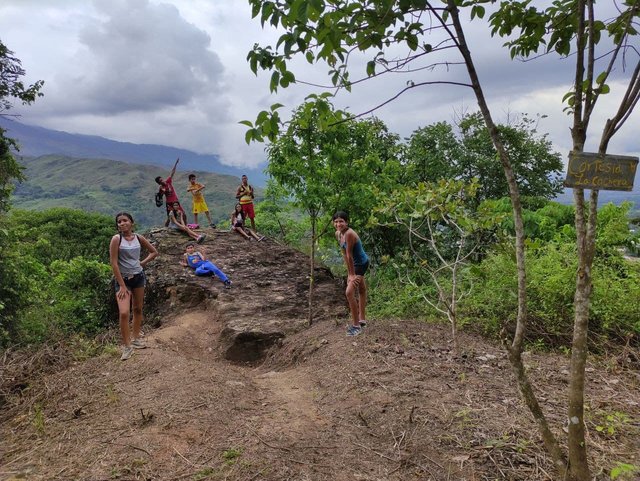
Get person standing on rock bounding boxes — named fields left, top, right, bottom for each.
left=187, top=173, right=215, bottom=228
left=235, top=174, right=256, bottom=231
left=155, top=157, right=185, bottom=225
left=333, top=211, right=369, bottom=337
left=110, top=212, right=158, bottom=361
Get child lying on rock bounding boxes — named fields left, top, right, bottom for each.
left=181, top=243, right=231, bottom=289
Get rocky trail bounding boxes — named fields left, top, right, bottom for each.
left=1, top=228, right=639, bottom=481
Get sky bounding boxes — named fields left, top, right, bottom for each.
left=0, top=0, right=638, bottom=169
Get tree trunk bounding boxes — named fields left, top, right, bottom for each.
left=567, top=185, right=597, bottom=481
left=308, top=216, right=316, bottom=326
left=446, top=2, right=569, bottom=475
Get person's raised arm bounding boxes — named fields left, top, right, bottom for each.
left=138, top=235, right=158, bottom=268
left=169, top=157, right=180, bottom=178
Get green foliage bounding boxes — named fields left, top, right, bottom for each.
left=221, top=448, right=242, bottom=465
left=253, top=180, right=311, bottom=249
left=489, top=1, right=639, bottom=117
left=0, top=208, right=116, bottom=347
left=7, top=208, right=114, bottom=264
left=49, top=258, right=113, bottom=335
left=0, top=131, right=24, bottom=213
left=463, top=241, right=640, bottom=346
left=404, top=112, right=563, bottom=201
left=0, top=41, right=44, bottom=113
left=610, top=462, right=640, bottom=480
left=267, top=97, right=401, bottom=236
left=266, top=96, right=347, bottom=226
left=0, top=41, right=44, bottom=214
left=371, top=179, right=501, bottom=337
left=243, top=0, right=479, bottom=140
left=591, top=410, right=632, bottom=438
left=367, top=264, right=440, bottom=321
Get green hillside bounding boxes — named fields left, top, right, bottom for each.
left=11, top=155, right=259, bottom=228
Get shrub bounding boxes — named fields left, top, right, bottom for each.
left=462, top=241, right=640, bottom=347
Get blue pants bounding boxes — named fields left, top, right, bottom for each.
left=193, top=261, right=228, bottom=282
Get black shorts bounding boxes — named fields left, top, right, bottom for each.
left=115, top=272, right=146, bottom=292
left=355, top=261, right=369, bottom=276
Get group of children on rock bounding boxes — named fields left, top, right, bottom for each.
left=154, top=158, right=263, bottom=245
left=110, top=160, right=369, bottom=361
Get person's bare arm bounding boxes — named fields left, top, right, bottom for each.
left=138, top=235, right=158, bottom=267
left=109, top=235, right=129, bottom=300
left=344, top=230, right=358, bottom=279
left=169, top=157, right=180, bottom=178
left=180, top=253, right=189, bottom=267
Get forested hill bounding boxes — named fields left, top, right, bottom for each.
left=11, top=155, right=255, bottom=227
left=0, top=117, right=267, bottom=184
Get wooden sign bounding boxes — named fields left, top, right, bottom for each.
left=564, top=151, right=638, bottom=191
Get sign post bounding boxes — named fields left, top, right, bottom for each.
left=564, top=151, right=638, bottom=191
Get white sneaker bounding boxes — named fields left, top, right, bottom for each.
left=121, top=346, right=134, bottom=361
left=132, top=338, right=147, bottom=349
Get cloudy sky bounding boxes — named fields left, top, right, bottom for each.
left=0, top=0, right=638, bottom=169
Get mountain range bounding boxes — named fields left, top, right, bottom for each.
left=0, top=117, right=267, bottom=184
left=11, top=155, right=251, bottom=228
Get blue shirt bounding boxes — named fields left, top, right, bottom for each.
left=186, top=253, right=204, bottom=268
left=340, top=238, right=369, bottom=267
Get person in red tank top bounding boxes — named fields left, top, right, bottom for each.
left=155, top=158, right=185, bottom=225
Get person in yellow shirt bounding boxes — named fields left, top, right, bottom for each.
left=187, top=174, right=215, bottom=227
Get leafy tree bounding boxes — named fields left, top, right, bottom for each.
left=403, top=121, right=462, bottom=184
left=404, top=112, right=564, bottom=201
left=0, top=40, right=44, bottom=213
left=0, top=41, right=44, bottom=339
left=266, top=96, right=351, bottom=324
left=490, top=2, right=640, bottom=477
left=266, top=96, right=401, bottom=323
left=373, top=179, right=501, bottom=348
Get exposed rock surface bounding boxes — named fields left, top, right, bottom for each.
left=143, top=227, right=345, bottom=362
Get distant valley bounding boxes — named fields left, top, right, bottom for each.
left=12, top=155, right=256, bottom=228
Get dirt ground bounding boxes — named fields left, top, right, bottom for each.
left=1, top=229, right=639, bottom=481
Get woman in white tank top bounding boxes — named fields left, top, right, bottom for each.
left=109, top=212, right=158, bottom=361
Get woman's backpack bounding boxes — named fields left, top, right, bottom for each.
left=154, top=191, right=164, bottom=207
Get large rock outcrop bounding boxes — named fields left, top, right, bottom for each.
left=142, top=227, right=346, bottom=361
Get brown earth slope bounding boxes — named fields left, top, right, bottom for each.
left=1, top=228, right=639, bottom=481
